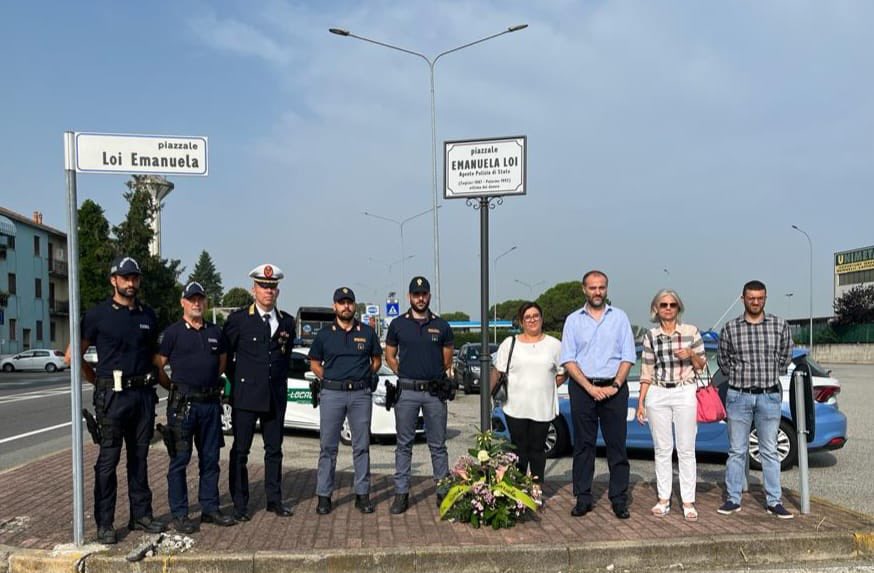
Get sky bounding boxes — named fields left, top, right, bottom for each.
left=1, top=0, right=872, bottom=329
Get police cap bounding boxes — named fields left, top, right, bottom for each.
left=333, top=286, right=356, bottom=303
left=249, top=263, right=284, bottom=286
left=409, top=276, right=431, bottom=294
left=109, top=256, right=142, bottom=277
left=182, top=281, right=206, bottom=299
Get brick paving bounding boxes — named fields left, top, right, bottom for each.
left=1, top=444, right=872, bottom=553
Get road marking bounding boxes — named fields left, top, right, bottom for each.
left=0, top=387, right=93, bottom=404
left=0, top=397, right=167, bottom=445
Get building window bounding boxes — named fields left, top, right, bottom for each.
left=9, top=318, right=16, bottom=341
left=7, top=236, right=14, bottom=250
left=7, top=273, right=15, bottom=295
left=23, top=328, right=31, bottom=350
left=50, top=321, right=57, bottom=342
left=36, top=320, right=43, bottom=341
left=35, top=278, right=43, bottom=299
left=34, top=235, right=40, bottom=257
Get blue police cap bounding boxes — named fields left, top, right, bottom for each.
left=109, top=256, right=142, bottom=277
left=333, top=286, right=356, bottom=303
left=409, top=276, right=430, bottom=294
left=182, top=281, right=206, bottom=299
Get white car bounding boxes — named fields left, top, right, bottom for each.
left=222, top=347, right=425, bottom=443
left=83, top=346, right=99, bottom=365
left=1, top=349, right=67, bottom=373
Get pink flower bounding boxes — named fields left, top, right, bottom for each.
left=495, top=465, right=507, bottom=483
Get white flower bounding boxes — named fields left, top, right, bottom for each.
left=477, top=450, right=490, bottom=463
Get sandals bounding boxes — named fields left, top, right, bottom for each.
left=683, top=504, right=699, bottom=521
left=651, top=500, right=671, bottom=517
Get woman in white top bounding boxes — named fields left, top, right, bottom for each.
left=489, top=302, right=566, bottom=482
left=637, top=289, right=706, bottom=521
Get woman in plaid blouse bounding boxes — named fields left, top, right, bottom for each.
left=637, top=289, right=706, bottom=521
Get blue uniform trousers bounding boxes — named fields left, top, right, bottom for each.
left=166, top=400, right=223, bottom=517
left=317, top=388, right=372, bottom=496
left=569, top=382, right=630, bottom=508
left=229, top=400, right=286, bottom=512
left=393, top=390, right=448, bottom=493
left=93, top=386, right=157, bottom=528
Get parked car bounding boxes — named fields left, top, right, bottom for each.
left=83, top=346, right=99, bottom=365
left=453, top=342, right=498, bottom=394
left=491, top=349, right=847, bottom=471
left=221, top=347, right=424, bottom=443
left=1, top=349, right=67, bottom=373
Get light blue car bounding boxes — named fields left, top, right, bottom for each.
left=491, top=349, right=848, bottom=471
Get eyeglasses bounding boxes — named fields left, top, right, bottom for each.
left=658, top=302, right=679, bottom=309
left=523, top=315, right=541, bottom=321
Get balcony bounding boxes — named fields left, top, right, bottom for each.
left=50, top=299, right=69, bottom=315
left=49, top=259, right=68, bottom=277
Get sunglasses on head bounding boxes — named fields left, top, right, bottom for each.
left=659, top=302, right=678, bottom=309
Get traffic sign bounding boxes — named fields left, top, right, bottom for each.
left=366, top=304, right=380, bottom=316
left=386, top=302, right=400, bottom=317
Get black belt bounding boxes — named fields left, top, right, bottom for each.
left=96, top=375, right=155, bottom=390
left=654, top=380, right=693, bottom=389
left=322, top=379, right=369, bottom=391
left=174, top=384, right=222, bottom=402
left=729, top=385, right=781, bottom=394
left=399, top=378, right=432, bottom=391
left=588, top=377, right=615, bottom=387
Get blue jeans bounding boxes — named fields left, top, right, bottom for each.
left=725, top=388, right=783, bottom=507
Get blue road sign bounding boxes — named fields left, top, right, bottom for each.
left=386, top=302, right=400, bottom=317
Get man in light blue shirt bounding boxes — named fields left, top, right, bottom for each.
left=560, top=270, right=636, bottom=519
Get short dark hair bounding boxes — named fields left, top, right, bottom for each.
left=743, top=280, right=767, bottom=294
left=516, top=301, right=543, bottom=323
left=582, top=270, right=608, bottom=286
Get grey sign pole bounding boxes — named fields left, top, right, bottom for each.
left=63, top=131, right=86, bottom=545
left=478, top=197, right=491, bottom=431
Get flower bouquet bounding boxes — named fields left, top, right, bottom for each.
left=438, top=430, right=541, bottom=529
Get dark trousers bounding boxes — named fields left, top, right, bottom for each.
left=568, top=381, right=629, bottom=508
left=504, top=414, right=550, bottom=482
left=229, top=400, right=286, bottom=512
left=167, top=400, right=224, bottom=518
left=93, top=387, right=157, bottom=528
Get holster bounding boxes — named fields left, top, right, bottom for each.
left=385, top=380, right=400, bottom=411
left=428, top=376, right=456, bottom=402
left=92, top=388, right=122, bottom=447
left=161, top=386, right=191, bottom=457
left=156, top=423, right=177, bottom=458
left=309, top=378, right=321, bottom=408
left=82, top=409, right=101, bottom=444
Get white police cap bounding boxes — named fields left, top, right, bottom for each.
left=249, top=263, right=284, bottom=285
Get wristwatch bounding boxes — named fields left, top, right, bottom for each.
left=611, top=382, right=621, bottom=390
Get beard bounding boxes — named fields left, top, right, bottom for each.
left=116, top=284, right=138, bottom=299
left=411, top=298, right=430, bottom=313
left=337, top=308, right=355, bottom=321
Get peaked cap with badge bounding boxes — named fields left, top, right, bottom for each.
left=249, top=263, right=284, bottom=286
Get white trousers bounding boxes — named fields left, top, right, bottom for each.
left=645, top=383, right=698, bottom=503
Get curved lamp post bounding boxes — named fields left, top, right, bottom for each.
left=792, top=225, right=814, bottom=351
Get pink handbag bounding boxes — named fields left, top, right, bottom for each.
left=695, top=365, right=726, bottom=423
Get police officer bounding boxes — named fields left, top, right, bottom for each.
left=66, top=256, right=166, bottom=544
left=223, top=264, right=296, bottom=520
left=158, top=282, right=237, bottom=533
left=385, top=276, right=454, bottom=514
left=308, top=287, right=382, bottom=515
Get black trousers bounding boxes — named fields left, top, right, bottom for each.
left=568, top=381, right=629, bottom=508
left=229, top=399, right=286, bottom=512
left=504, top=414, right=550, bottom=483
left=93, top=387, right=157, bottom=528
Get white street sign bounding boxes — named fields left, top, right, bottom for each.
left=74, top=132, right=208, bottom=176
left=366, top=304, right=380, bottom=316
left=444, top=136, right=526, bottom=199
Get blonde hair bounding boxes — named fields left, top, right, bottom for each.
left=649, top=289, right=685, bottom=323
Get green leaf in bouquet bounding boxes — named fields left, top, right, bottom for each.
left=494, top=481, right=538, bottom=511
left=439, top=484, right=471, bottom=518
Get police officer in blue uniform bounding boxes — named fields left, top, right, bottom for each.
left=158, top=282, right=237, bottom=533
left=385, top=276, right=455, bottom=514
left=223, top=264, right=296, bottom=520
left=67, top=256, right=166, bottom=544
left=308, top=287, right=382, bottom=515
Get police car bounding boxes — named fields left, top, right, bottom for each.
left=221, top=347, right=424, bottom=443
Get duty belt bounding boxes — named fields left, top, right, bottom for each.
left=174, top=384, right=223, bottom=402
left=588, top=377, right=615, bottom=387
left=729, top=384, right=781, bottom=394
left=322, top=379, right=369, bottom=391
left=398, top=378, right=433, bottom=391
left=95, top=375, right=155, bottom=391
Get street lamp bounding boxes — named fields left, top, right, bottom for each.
left=514, top=278, right=545, bottom=298
left=368, top=255, right=415, bottom=296
left=785, top=292, right=794, bottom=318
left=792, top=225, right=814, bottom=351
left=363, top=207, right=436, bottom=293
left=492, top=246, right=518, bottom=342
left=331, top=24, right=529, bottom=313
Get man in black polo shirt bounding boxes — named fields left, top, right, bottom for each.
left=308, top=287, right=382, bottom=515
left=385, top=276, right=454, bottom=514
left=158, top=282, right=237, bottom=533
left=66, top=255, right=166, bottom=544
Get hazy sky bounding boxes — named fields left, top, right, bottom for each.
left=1, top=1, right=872, bottom=329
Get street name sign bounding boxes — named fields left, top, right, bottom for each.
left=444, top=136, right=526, bottom=199
left=73, top=132, right=208, bottom=176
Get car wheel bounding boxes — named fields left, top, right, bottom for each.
left=45, top=363, right=58, bottom=372
left=545, top=416, right=571, bottom=459
left=340, top=418, right=353, bottom=446
left=2, top=363, right=14, bottom=373
left=749, top=419, right=797, bottom=471
left=221, top=402, right=233, bottom=436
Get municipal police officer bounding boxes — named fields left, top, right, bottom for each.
left=223, top=264, right=296, bottom=520
left=67, top=255, right=166, bottom=544
left=308, top=287, right=382, bottom=515
left=158, top=282, right=237, bottom=533
left=385, top=276, right=454, bottom=514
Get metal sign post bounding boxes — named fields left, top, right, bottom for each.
left=63, top=130, right=208, bottom=545
left=791, top=361, right=815, bottom=515
left=445, top=136, right=526, bottom=431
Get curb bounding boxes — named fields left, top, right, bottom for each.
left=4, top=529, right=873, bottom=573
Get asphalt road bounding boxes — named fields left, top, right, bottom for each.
left=0, top=364, right=870, bottom=517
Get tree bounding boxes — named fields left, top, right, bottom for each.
left=441, top=311, right=470, bottom=321
left=222, top=287, right=254, bottom=309
left=833, top=285, right=874, bottom=326
left=536, top=281, right=585, bottom=333
left=488, top=299, right=528, bottom=323
left=77, top=200, right=116, bottom=311
left=188, top=250, right=223, bottom=307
